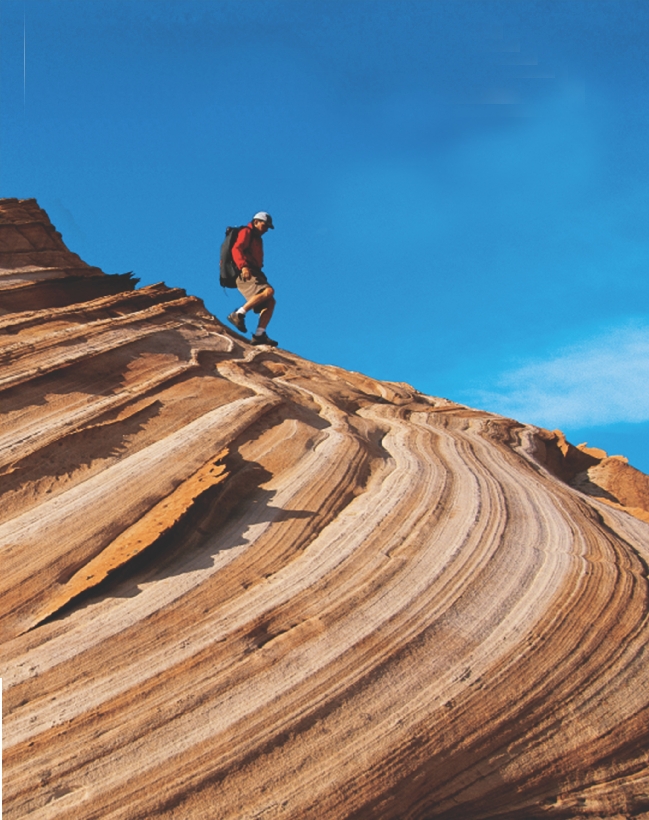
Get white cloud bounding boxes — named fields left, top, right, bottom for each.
left=470, top=324, right=649, bottom=428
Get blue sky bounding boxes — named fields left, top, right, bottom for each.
left=2, top=0, right=648, bottom=471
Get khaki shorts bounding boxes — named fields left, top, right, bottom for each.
left=236, top=270, right=273, bottom=313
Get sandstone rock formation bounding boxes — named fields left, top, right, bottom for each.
left=2, top=198, right=649, bottom=819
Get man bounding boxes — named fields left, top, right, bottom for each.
left=227, top=211, right=278, bottom=346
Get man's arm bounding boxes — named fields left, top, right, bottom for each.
left=232, top=226, right=252, bottom=277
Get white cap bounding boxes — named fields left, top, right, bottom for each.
left=252, top=211, right=275, bottom=229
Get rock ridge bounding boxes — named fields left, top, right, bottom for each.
left=1, top=199, right=649, bottom=820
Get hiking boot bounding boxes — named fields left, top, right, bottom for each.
left=227, top=311, right=247, bottom=333
left=252, top=331, right=278, bottom=347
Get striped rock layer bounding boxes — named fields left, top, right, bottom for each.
left=2, top=199, right=649, bottom=820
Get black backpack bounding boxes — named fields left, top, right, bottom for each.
left=219, top=226, right=244, bottom=288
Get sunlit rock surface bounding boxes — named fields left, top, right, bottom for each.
left=2, top=198, right=649, bottom=820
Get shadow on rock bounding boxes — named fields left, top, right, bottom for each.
left=40, top=451, right=315, bottom=623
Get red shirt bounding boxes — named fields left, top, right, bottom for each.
left=231, top=223, right=264, bottom=271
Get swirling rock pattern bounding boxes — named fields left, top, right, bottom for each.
left=2, top=199, right=649, bottom=819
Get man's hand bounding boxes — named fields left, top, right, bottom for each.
left=241, top=267, right=251, bottom=281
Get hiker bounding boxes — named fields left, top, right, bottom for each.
left=227, top=212, right=278, bottom=346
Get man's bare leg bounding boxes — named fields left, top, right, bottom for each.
left=256, top=298, right=275, bottom=330
left=242, top=286, right=274, bottom=314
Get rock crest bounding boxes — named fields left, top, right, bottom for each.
left=2, top=199, right=649, bottom=819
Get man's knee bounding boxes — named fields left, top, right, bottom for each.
left=260, top=287, right=275, bottom=309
